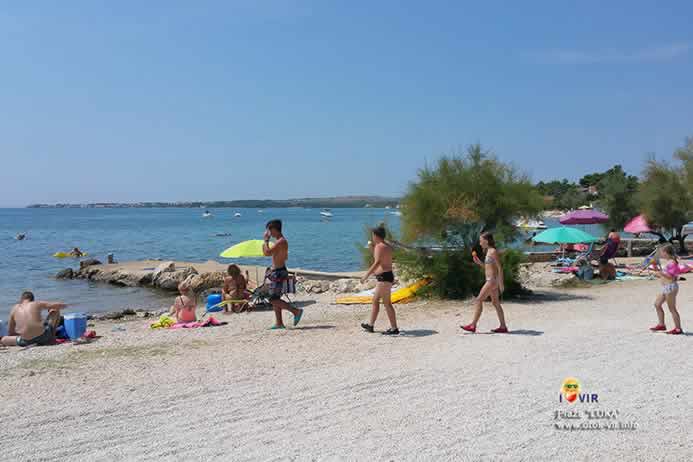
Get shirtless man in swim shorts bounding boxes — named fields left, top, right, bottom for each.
left=1, top=291, right=66, bottom=347
left=360, top=226, right=399, bottom=335
left=263, top=219, right=303, bottom=329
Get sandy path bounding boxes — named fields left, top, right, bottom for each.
left=1, top=280, right=692, bottom=461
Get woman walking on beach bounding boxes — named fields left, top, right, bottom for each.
left=650, top=244, right=684, bottom=335
left=461, top=232, right=508, bottom=334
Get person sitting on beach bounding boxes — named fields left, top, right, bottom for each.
left=70, top=247, right=84, bottom=257
left=461, top=232, right=509, bottom=334
left=598, top=229, right=620, bottom=279
left=649, top=244, right=684, bottom=335
left=0, top=291, right=65, bottom=347
left=262, top=219, right=303, bottom=329
left=170, top=282, right=197, bottom=323
left=360, top=226, right=399, bottom=335
left=222, top=264, right=250, bottom=313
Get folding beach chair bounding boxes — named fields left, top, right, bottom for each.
left=249, top=267, right=297, bottom=308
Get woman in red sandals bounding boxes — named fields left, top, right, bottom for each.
left=461, top=232, right=508, bottom=334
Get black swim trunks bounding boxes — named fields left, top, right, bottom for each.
left=376, top=271, right=395, bottom=283
left=16, top=325, right=56, bottom=347
left=268, top=266, right=289, bottom=300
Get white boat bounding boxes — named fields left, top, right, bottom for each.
left=202, top=211, right=213, bottom=218
left=320, top=209, right=333, bottom=218
left=514, top=218, right=547, bottom=230
left=234, top=212, right=242, bottom=217
left=390, top=211, right=402, bottom=216
left=258, top=210, right=263, bottom=213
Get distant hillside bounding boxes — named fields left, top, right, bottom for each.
left=27, top=196, right=401, bottom=209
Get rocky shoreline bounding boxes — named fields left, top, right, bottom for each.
left=55, top=259, right=380, bottom=320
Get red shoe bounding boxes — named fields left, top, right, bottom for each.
left=649, top=324, right=666, bottom=332
left=666, top=328, right=683, bottom=335
left=491, top=326, right=509, bottom=334
left=461, top=324, right=476, bottom=333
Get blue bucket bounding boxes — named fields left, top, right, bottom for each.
left=63, top=313, right=87, bottom=340
left=206, top=294, right=223, bottom=312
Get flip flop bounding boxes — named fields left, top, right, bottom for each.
left=666, top=328, right=683, bottom=335
left=461, top=324, right=476, bottom=333
left=293, top=309, right=304, bottom=327
left=360, top=323, right=374, bottom=333
left=269, top=325, right=286, bottom=330
left=491, top=327, right=509, bottom=334
left=649, top=324, right=666, bottom=332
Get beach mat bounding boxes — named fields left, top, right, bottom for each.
left=336, top=279, right=430, bottom=305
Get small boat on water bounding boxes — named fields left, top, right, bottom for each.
left=202, top=211, right=213, bottom=218
left=258, top=210, right=263, bottom=213
left=514, top=218, right=547, bottom=230
left=390, top=211, right=402, bottom=216
left=234, top=212, right=242, bottom=217
left=320, top=209, right=333, bottom=218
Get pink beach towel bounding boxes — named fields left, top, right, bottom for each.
left=170, top=316, right=226, bottom=329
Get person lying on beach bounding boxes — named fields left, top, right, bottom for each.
left=222, top=264, right=250, bottom=313
left=461, top=232, right=509, bottom=334
left=0, top=291, right=65, bottom=347
left=263, top=219, right=303, bottom=329
left=649, top=244, right=684, bottom=335
left=170, top=282, right=197, bottom=323
left=360, top=226, right=399, bottom=335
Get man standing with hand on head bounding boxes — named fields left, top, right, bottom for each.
left=263, top=219, right=303, bottom=330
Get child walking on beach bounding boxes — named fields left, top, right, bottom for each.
left=650, top=244, right=684, bottom=335
left=170, top=281, right=197, bottom=323
left=462, top=232, right=508, bottom=334
left=360, top=226, right=399, bottom=335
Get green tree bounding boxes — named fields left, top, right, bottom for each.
left=597, top=165, right=640, bottom=230
left=393, top=144, right=541, bottom=298
left=401, top=144, right=544, bottom=244
left=639, top=156, right=691, bottom=253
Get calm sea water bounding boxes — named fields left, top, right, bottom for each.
left=0, top=208, right=401, bottom=319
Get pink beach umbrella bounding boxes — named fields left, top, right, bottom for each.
left=624, top=214, right=652, bottom=234
left=559, top=209, right=609, bottom=225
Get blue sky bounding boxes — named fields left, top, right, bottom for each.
left=0, top=1, right=691, bottom=206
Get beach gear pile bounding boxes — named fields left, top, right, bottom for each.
left=149, top=314, right=227, bottom=330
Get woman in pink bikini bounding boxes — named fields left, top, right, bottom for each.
left=461, top=232, right=508, bottom=334
left=650, top=244, right=684, bottom=335
left=170, top=281, right=197, bottom=323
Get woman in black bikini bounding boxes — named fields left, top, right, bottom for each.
left=461, top=232, right=509, bottom=334
left=360, top=226, right=399, bottom=335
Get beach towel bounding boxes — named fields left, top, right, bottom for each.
left=170, top=316, right=227, bottom=329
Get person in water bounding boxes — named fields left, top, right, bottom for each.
left=462, top=232, right=509, bottom=334
left=360, top=226, right=399, bottom=335
left=0, top=291, right=65, bottom=347
left=222, top=264, right=250, bottom=313
left=170, top=281, right=197, bottom=323
left=650, top=244, right=684, bottom=335
left=70, top=247, right=84, bottom=257
left=263, top=219, right=303, bottom=329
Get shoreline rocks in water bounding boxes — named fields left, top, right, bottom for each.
left=54, top=259, right=368, bottom=297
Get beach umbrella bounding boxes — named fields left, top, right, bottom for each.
left=624, top=214, right=652, bottom=234
left=219, top=240, right=267, bottom=258
left=532, top=227, right=598, bottom=245
left=559, top=209, right=609, bottom=225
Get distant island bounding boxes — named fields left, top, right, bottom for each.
left=27, top=196, right=401, bottom=209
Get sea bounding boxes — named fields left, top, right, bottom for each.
left=0, top=207, right=612, bottom=320
left=0, top=207, right=403, bottom=319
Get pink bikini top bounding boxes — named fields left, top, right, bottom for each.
left=665, top=261, right=682, bottom=279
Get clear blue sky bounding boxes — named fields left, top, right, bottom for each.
left=1, top=1, right=691, bottom=206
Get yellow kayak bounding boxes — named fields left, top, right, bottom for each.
left=53, top=252, right=89, bottom=258
left=336, top=279, right=431, bottom=305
